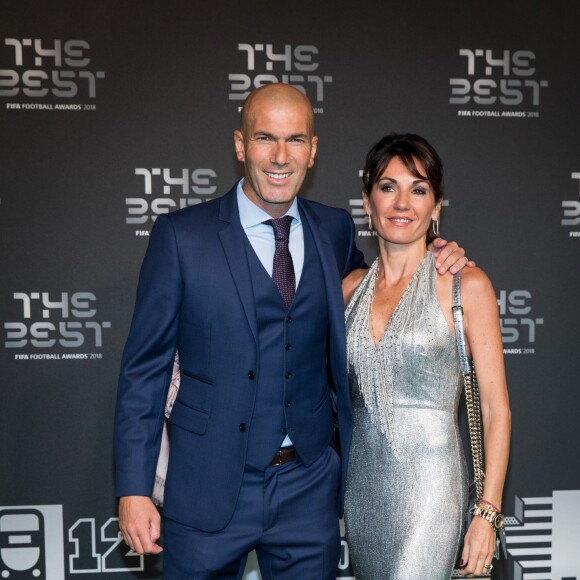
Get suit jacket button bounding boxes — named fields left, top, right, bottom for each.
left=284, top=400, right=292, bottom=407
left=285, top=343, right=293, bottom=350
left=281, top=427, right=288, bottom=435
left=285, top=371, right=293, bottom=379
left=239, top=423, right=247, bottom=432
left=248, top=370, right=255, bottom=380
left=286, top=316, right=293, bottom=323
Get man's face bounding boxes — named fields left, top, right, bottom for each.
left=234, top=97, right=318, bottom=218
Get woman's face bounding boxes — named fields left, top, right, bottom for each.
left=363, top=155, right=441, bottom=247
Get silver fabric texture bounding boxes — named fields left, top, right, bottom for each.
left=344, top=253, right=468, bottom=579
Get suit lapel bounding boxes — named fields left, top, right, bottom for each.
left=218, top=188, right=258, bottom=344
left=298, top=200, right=347, bottom=375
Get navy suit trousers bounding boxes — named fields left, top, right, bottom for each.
left=163, top=446, right=342, bottom=580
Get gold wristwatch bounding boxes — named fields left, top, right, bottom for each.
left=473, top=504, right=505, bottom=531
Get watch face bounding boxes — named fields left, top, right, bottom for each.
left=494, top=514, right=505, bottom=529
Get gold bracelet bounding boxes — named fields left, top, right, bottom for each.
left=473, top=505, right=505, bottom=531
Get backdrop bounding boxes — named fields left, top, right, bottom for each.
left=1, top=1, right=579, bottom=578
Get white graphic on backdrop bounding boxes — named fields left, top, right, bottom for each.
left=506, top=490, right=580, bottom=580
left=498, top=290, right=543, bottom=354
left=450, top=49, right=548, bottom=118
left=3, top=292, right=111, bottom=359
left=0, top=506, right=64, bottom=579
left=0, top=38, right=105, bottom=111
left=0, top=507, right=146, bottom=577
left=228, top=43, right=332, bottom=111
left=126, top=167, right=217, bottom=234
left=562, top=172, right=580, bottom=237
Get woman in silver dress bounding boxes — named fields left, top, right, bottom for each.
left=342, top=134, right=511, bottom=579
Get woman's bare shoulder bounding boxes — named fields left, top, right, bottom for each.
left=459, top=267, right=499, bottom=318
left=459, top=266, right=494, bottom=295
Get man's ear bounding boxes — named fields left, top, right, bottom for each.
left=234, top=130, right=245, bottom=162
left=307, top=135, right=318, bottom=168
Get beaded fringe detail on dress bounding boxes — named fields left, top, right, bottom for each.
left=345, top=253, right=432, bottom=459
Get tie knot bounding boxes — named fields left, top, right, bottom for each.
left=264, top=216, right=293, bottom=242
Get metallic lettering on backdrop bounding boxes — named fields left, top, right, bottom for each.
left=562, top=172, right=580, bottom=237
left=3, top=292, right=111, bottom=359
left=450, top=49, right=549, bottom=118
left=0, top=38, right=105, bottom=110
left=0, top=505, right=147, bottom=577
left=498, top=290, right=543, bottom=355
left=228, top=43, right=332, bottom=112
left=503, top=490, right=580, bottom=580
left=125, top=167, right=217, bottom=235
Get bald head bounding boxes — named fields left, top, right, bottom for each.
left=240, top=83, right=315, bottom=136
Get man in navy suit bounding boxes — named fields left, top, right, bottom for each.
left=115, top=83, right=467, bottom=579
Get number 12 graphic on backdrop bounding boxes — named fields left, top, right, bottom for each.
left=68, top=518, right=144, bottom=573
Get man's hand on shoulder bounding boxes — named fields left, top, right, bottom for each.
left=428, top=237, right=476, bottom=275
left=119, top=495, right=163, bottom=555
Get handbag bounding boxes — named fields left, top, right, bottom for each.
left=451, top=272, right=507, bottom=577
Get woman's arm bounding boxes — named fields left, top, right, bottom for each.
left=458, top=267, right=512, bottom=576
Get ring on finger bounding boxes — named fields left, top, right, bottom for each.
left=483, top=562, right=493, bottom=572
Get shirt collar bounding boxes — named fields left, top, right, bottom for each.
left=237, top=179, right=300, bottom=229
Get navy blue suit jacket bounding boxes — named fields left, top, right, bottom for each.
left=114, top=184, right=365, bottom=531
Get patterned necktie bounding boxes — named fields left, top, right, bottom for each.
left=264, top=216, right=295, bottom=308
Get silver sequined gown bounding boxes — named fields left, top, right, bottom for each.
left=344, top=253, right=468, bottom=579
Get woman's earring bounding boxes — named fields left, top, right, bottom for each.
left=368, top=214, right=373, bottom=231
left=432, top=217, right=440, bottom=236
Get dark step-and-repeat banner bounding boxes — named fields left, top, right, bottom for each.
left=1, top=1, right=579, bottom=578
